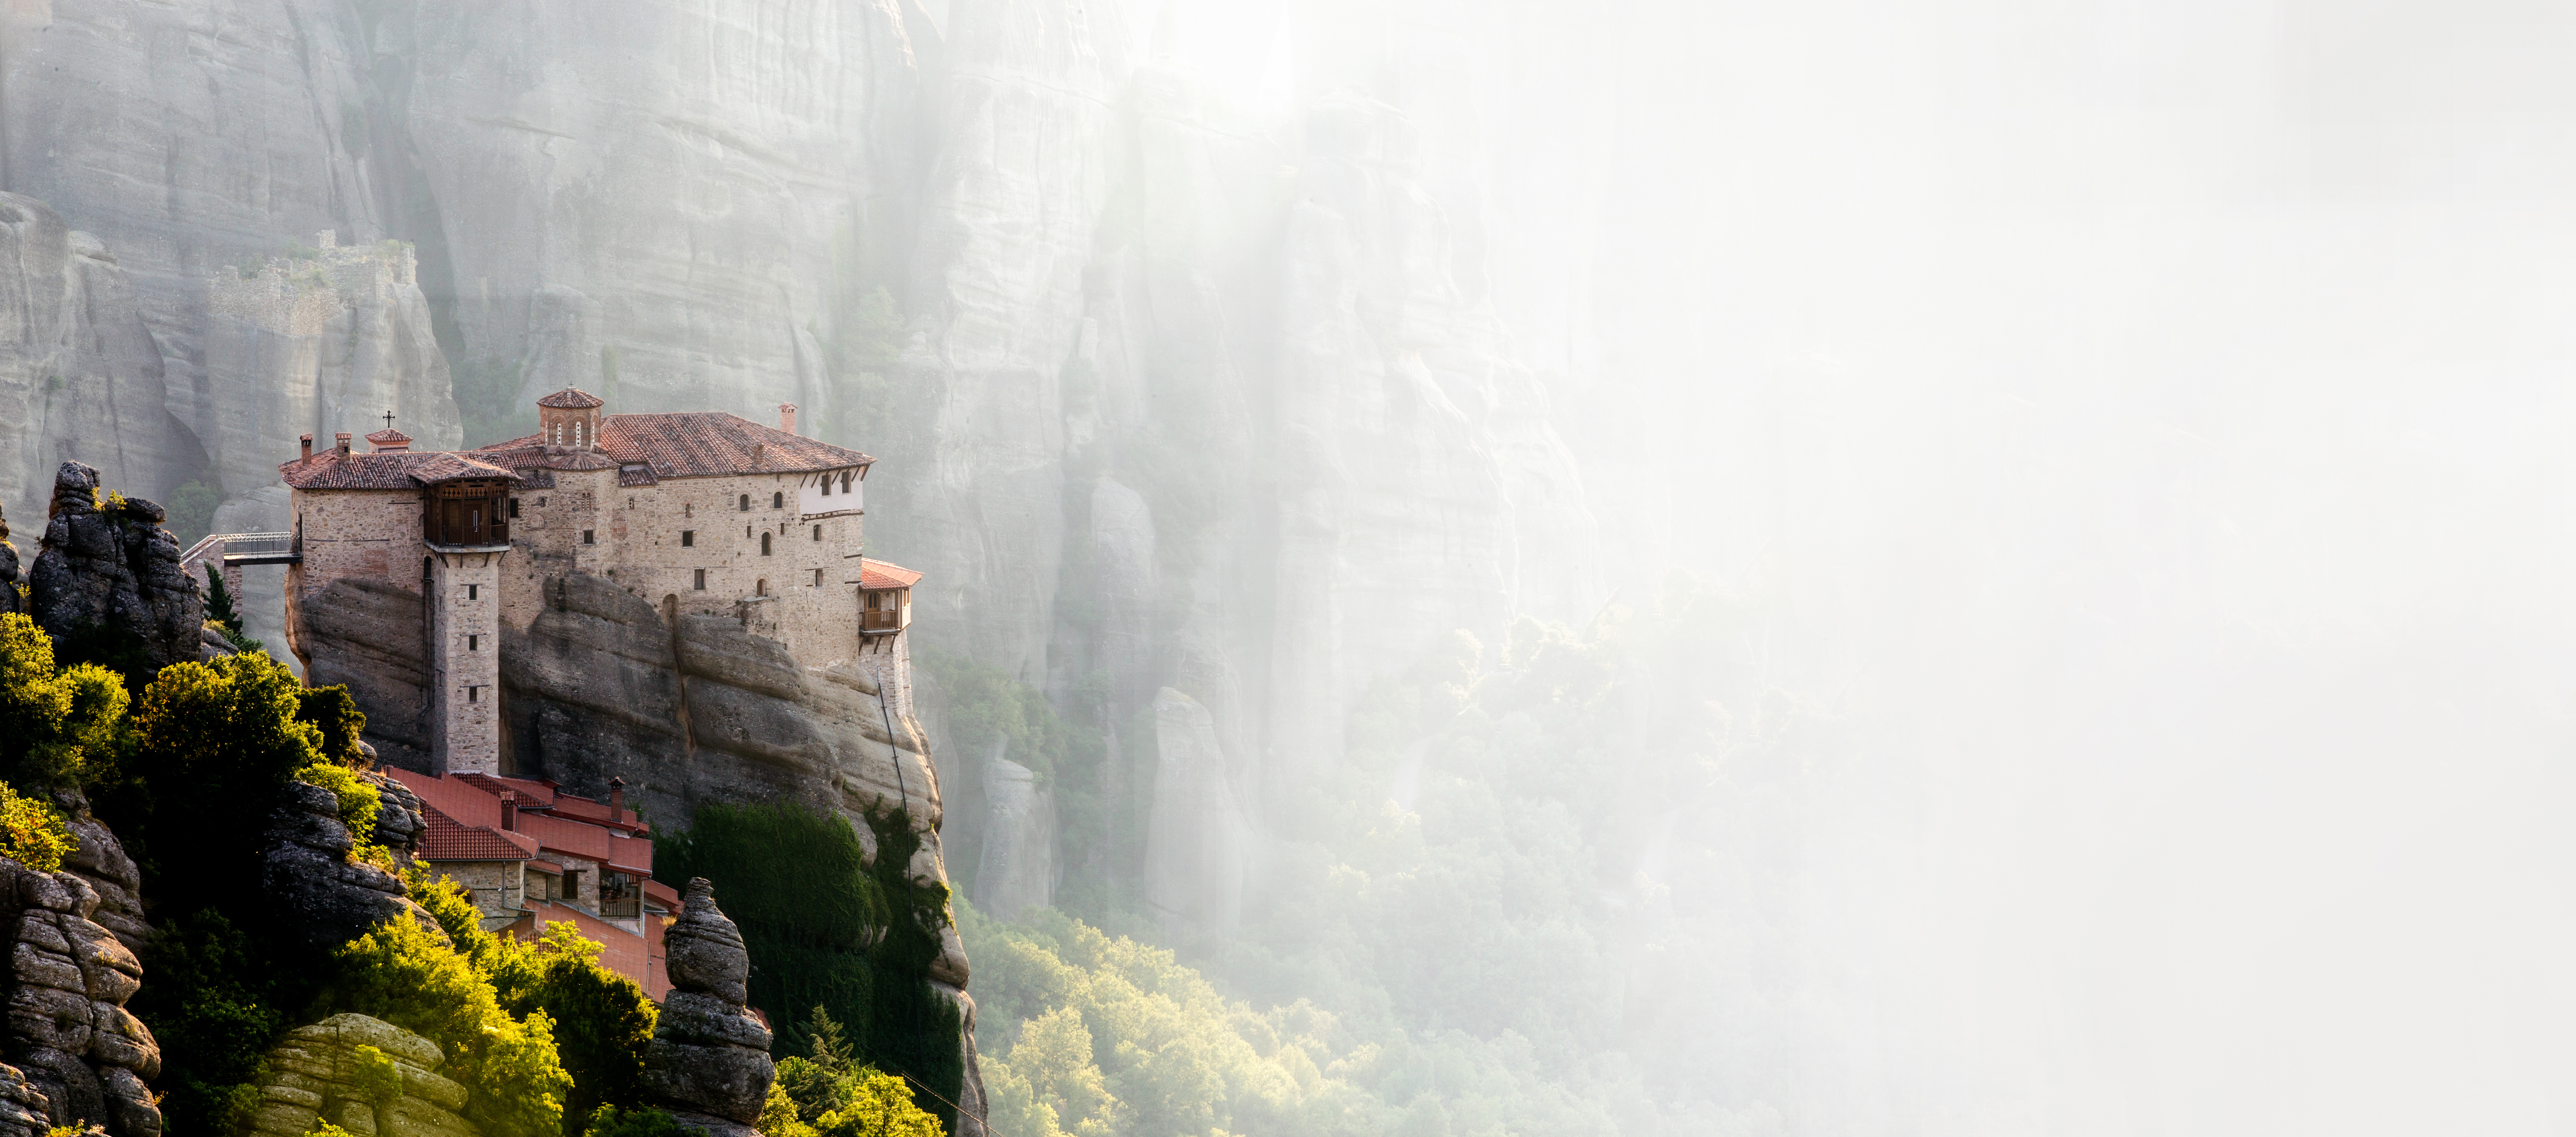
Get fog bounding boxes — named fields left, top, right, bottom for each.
left=1527, top=1, right=2576, bottom=1131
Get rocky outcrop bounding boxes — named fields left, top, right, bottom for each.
left=49, top=793, right=150, bottom=958
left=247, top=1014, right=477, bottom=1137
left=1141, top=689, right=1252, bottom=937
left=0, top=508, right=20, bottom=618
left=0, top=856, right=162, bottom=1137
left=363, top=773, right=429, bottom=867
left=200, top=236, right=460, bottom=509
left=27, top=463, right=203, bottom=672
left=640, top=879, right=772, bottom=1137
left=0, top=194, right=197, bottom=532
left=974, top=757, right=1056, bottom=920
left=0, top=1063, right=55, bottom=1137
left=261, top=782, right=414, bottom=959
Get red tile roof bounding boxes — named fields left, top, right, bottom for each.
left=513, top=899, right=667, bottom=1000
left=453, top=772, right=558, bottom=809
left=280, top=449, right=519, bottom=490
left=467, top=445, right=622, bottom=474
left=859, top=558, right=923, bottom=590
left=537, top=387, right=606, bottom=409
left=562, top=413, right=872, bottom=479
left=643, top=879, right=681, bottom=909
left=418, top=804, right=538, bottom=861
left=365, top=428, right=412, bottom=448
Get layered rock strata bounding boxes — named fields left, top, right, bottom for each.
left=26, top=463, right=203, bottom=671
left=261, top=782, right=415, bottom=958
left=49, top=793, right=150, bottom=957
left=248, top=1014, right=476, bottom=1137
left=0, top=508, right=20, bottom=617
left=0, top=856, right=161, bottom=1137
left=640, top=879, right=772, bottom=1137
left=0, top=1063, right=53, bottom=1137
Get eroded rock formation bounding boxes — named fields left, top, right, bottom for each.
left=248, top=1014, right=477, bottom=1137
left=0, top=1064, right=56, bottom=1137
left=27, top=463, right=203, bottom=672
left=261, top=782, right=415, bottom=958
left=0, top=856, right=162, bottom=1137
left=0, top=507, right=21, bottom=618
left=640, top=879, right=772, bottom=1137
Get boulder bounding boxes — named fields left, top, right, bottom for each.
left=25, top=463, right=202, bottom=672
left=640, top=880, right=773, bottom=1129
left=248, top=1014, right=476, bottom=1137
left=0, top=506, right=21, bottom=618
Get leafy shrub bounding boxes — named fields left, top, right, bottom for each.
left=487, top=923, right=658, bottom=1136
left=770, top=1010, right=943, bottom=1137
left=0, top=612, right=130, bottom=789
left=0, top=782, right=77, bottom=872
left=583, top=1105, right=686, bottom=1137
left=318, top=914, right=572, bottom=1137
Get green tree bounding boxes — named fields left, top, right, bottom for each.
left=319, top=914, right=572, bottom=1137
left=488, top=923, right=659, bottom=1136
left=0, top=781, right=76, bottom=871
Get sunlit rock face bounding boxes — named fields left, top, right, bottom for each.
left=0, top=197, right=196, bottom=529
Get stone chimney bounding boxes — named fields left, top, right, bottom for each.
left=778, top=403, right=797, bottom=435
left=609, top=777, right=626, bottom=823
left=300, top=434, right=314, bottom=462
left=499, top=790, right=518, bottom=831
left=334, top=432, right=352, bottom=456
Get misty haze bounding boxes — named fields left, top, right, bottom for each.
left=0, top=2, right=2565, bottom=1137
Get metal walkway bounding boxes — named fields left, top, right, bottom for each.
left=178, top=532, right=299, bottom=580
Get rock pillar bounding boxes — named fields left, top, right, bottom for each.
left=640, top=879, right=774, bottom=1137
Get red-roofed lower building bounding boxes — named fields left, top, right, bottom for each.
left=390, top=767, right=675, bottom=1000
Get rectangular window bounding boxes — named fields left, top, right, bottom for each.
left=694, top=569, right=707, bottom=591
left=681, top=530, right=696, bottom=547
left=466, top=584, right=478, bottom=600
left=466, top=685, right=479, bottom=703
left=812, top=525, right=821, bottom=541
left=821, top=478, right=831, bottom=496
left=467, top=634, right=478, bottom=651
left=509, top=498, right=521, bottom=518
left=582, top=530, right=595, bottom=545
left=814, top=568, right=824, bottom=587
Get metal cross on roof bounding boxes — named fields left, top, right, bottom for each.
left=383, top=410, right=397, bottom=431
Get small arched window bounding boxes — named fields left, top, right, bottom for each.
left=811, top=525, right=821, bottom=541
left=760, top=532, right=772, bottom=556
left=756, top=578, right=768, bottom=597
left=772, top=491, right=783, bottom=509
left=739, top=494, right=749, bottom=511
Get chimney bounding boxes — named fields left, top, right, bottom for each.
left=334, top=432, right=352, bottom=456
left=499, top=790, right=518, bottom=831
left=778, top=403, right=797, bottom=435
left=609, top=777, right=626, bottom=823
left=300, top=434, right=314, bottom=462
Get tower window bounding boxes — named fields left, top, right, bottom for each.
left=538, top=497, right=547, bottom=506
left=812, top=525, right=821, bottom=541
left=694, top=569, right=707, bottom=591
left=466, top=685, right=480, bottom=703
left=772, top=491, right=783, bottom=509
left=509, top=498, right=521, bottom=518
left=467, top=584, right=479, bottom=600
left=739, top=494, right=749, bottom=511
left=813, top=568, right=824, bottom=587
left=582, top=530, right=595, bottom=545
left=684, top=502, right=693, bottom=518
left=681, top=530, right=695, bottom=547
left=467, top=634, right=479, bottom=651
left=760, top=532, right=772, bottom=556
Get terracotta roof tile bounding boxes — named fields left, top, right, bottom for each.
left=419, top=804, right=538, bottom=861
left=468, top=443, right=622, bottom=473
left=365, top=428, right=412, bottom=448
left=281, top=449, right=520, bottom=490
left=859, top=558, right=923, bottom=590
left=537, top=387, right=606, bottom=409
left=597, top=413, right=872, bottom=479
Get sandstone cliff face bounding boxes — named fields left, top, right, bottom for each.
left=200, top=237, right=461, bottom=507
left=0, top=197, right=195, bottom=531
